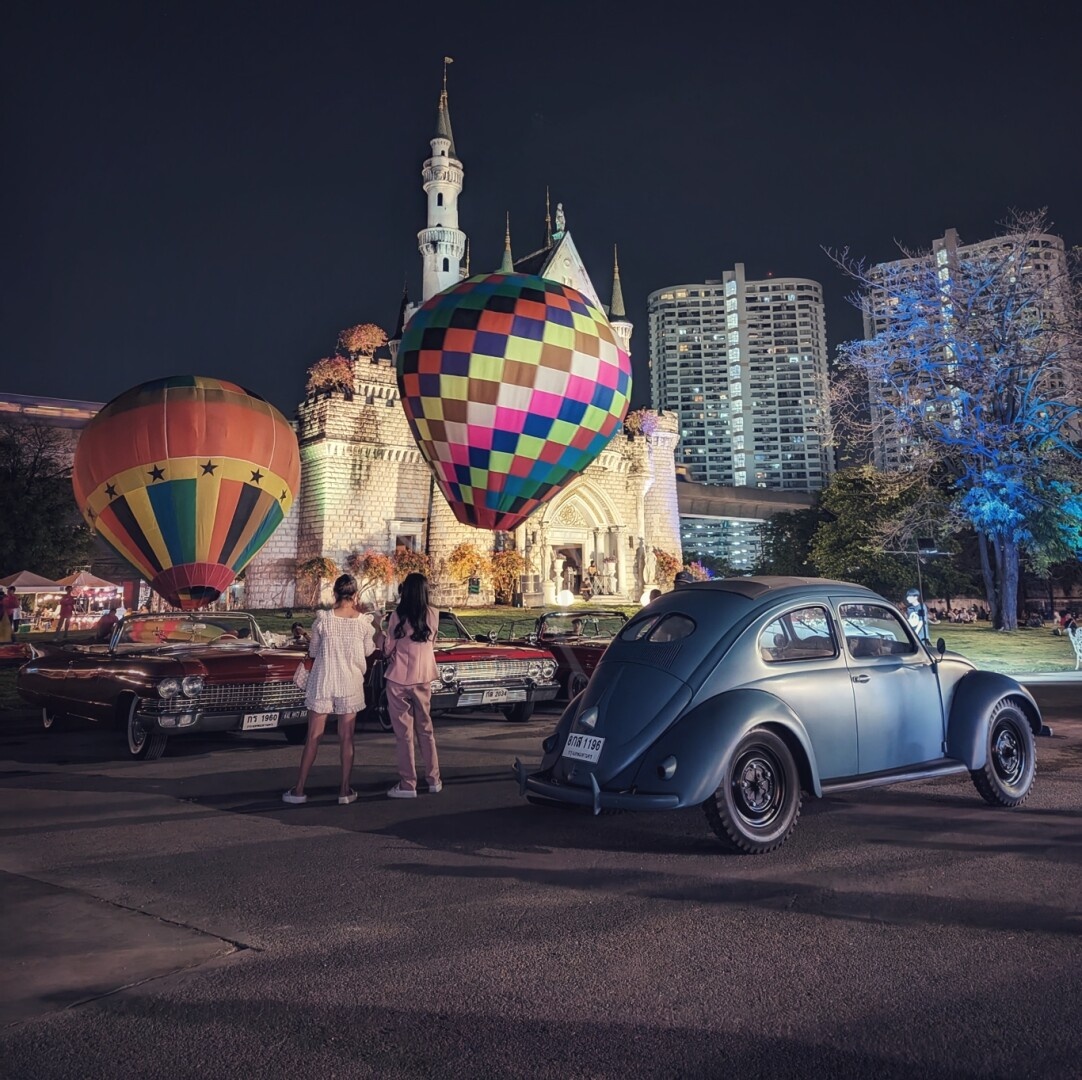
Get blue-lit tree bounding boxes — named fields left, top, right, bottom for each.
left=830, top=211, right=1082, bottom=630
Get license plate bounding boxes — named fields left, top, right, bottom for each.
left=482, top=688, right=508, bottom=703
left=242, top=711, right=279, bottom=730
left=563, top=733, right=605, bottom=763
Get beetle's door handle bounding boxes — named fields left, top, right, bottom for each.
left=852, top=673, right=870, bottom=683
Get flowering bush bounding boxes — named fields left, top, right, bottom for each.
left=392, top=548, right=432, bottom=583
left=345, top=550, right=395, bottom=595
left=652, top=547, right=682, bottom=584
left=338, top=323, right=388, bottom=358
left=445, top=542, right=491, bottom=583
left=684, top=560, right=713, bottom=581
left=624, top=408, right=659, bottom=437
left=306, top=356, right=354, bottom=397
left=490, top=549, right=526, bottom=604
left=296, top=556, right=338, bottom=582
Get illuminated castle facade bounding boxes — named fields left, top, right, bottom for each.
left=244, top=66, right=680, bottom=608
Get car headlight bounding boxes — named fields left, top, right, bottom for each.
left=541, top=660, right=557, bottom=679
left=157, top=678, right=180, bottom=699
left=181, top=676, right=204, bottom=698
left=528, top=660, right=541, bottom=678
left=439, top=665, right=456, bottom=683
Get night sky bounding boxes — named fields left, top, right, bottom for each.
left=4, top=3, right=1080, bottom=417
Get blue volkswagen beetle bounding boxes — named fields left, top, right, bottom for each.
left=515, top=577, right=1044, bottom=853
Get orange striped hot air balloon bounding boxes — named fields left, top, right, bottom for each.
left=73, top=376, right=300, bottom=609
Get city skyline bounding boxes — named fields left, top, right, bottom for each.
left=3, top=4, right=1079, bottom=419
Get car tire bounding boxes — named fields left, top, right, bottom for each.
left=971, top=697, right=1035, bottom=807
left=704, top=728, right=801, bottom=854
left=282, top=725, right=308, bottom=745
left=503, top=701, right=535, bottom=723
left=567, top=673, right=589, bottom=700
left=122, top=696, right=168, bottom=761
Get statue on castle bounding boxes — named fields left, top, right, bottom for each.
left=554, top=202, right=566, bottom=236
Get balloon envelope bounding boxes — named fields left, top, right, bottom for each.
left=397, top=273, right=632, bottom=531
left=73, top=376, right=300, bottom=608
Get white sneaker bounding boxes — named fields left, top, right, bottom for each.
left=428, top=781, right=443, bottom=793
left=387, top=783, right=417, bottom=799
left=282, top=790, right=307, bottom=805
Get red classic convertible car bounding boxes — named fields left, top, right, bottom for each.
left=499, top=610, right=628, bottom=700
left=17, top=612, right=309, bottom=760
left=368, top=609, right=560, bottom=727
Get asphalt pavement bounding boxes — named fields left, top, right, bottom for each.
left=0, top=685, right=1079, bottom=1079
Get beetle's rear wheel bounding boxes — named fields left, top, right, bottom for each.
left=971, top=698, right=1035, bottom=807
left=704, top=728, right=801, bottom=854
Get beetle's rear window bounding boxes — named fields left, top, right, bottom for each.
left=619, top=613, right=695, bottom=643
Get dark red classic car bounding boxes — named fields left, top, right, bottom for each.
left=17, top=612, right=308, bottom=760
left=499, top=609, right=628, bottom=700
left=369, top=609, right=559, bottom=726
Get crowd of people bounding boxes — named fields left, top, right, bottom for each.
left=926, top=605, right=990, bottom=625
left=282, top=571, right=442, bottom=807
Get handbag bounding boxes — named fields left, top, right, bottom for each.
left=293, top=660, right=310, bottom=690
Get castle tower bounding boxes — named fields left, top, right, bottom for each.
left=417, top=58, right=466, bottom=301
left=609, top=245, right=633, bottom=356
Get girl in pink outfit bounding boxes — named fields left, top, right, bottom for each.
left=383, top=572, right=442, bottom=798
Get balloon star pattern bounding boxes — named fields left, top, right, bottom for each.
left=397, top=273, right=632, bottom=531
left=73, top=376, right=300, bottom=609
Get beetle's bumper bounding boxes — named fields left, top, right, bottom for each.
left=513, top=759, right=681, bottom=815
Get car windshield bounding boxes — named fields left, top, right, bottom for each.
left=436, top=611, right=470, bottom=641
left=115, top=614, right=263, bottom=647
left=539, top=614, right=626, bottom=639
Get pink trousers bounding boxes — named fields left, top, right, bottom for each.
left=386, top=681, right=440, bottom=791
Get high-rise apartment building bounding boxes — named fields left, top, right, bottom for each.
left=864, top=228, right=1069, bottom=471
left=649, top=265, right=833, bottom=567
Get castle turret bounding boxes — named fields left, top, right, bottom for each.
left=417, top=58, right=466, bottom=300
left=499, top=213, right=514, bottom=273
left=609, top=245, right=633, bottom=356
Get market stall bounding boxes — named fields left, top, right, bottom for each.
left=0, top=571, right=63, bottom=632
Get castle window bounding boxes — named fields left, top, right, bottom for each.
left=437, top=193, right=443, bottom=206
left=442, top=257, right=449, bottom=272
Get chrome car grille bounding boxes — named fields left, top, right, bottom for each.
left=441, top=659, right=536, bottom=679
left=142, top=680, right=305, bottom=714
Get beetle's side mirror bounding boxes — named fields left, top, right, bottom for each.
left=936, top=637, right=946, bottom=657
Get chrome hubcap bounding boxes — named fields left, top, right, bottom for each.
left=128, top=715, right=147, bottom=753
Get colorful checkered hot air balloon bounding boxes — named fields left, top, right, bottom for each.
left=397, top=273, right=632, bottom=531
left=72, top=376, right=300, bottom=609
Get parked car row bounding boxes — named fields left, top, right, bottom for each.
left=14, top=578, right=1048, bottom=860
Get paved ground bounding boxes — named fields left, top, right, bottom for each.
left=0, top=683, right=1079, bottom=1079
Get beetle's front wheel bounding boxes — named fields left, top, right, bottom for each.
left=971, top=698, right=1035, bottom=807
left=704, top=728, right=801, bottom=854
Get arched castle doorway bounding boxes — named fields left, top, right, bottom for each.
left=523, top=484, right=628, bottom=605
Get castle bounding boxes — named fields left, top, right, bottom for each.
left=243, top=64, right=681, bottom=609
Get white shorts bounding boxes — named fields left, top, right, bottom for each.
left=305, top=694, right=364, bottom=716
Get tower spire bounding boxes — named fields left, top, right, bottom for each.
left=610, top=244, right=626, bottom=319
left=437, top=56, right=456, bottom=154
left=499, top=212, right=514, bottom=273
left=418, top=59, right=466, bottom=300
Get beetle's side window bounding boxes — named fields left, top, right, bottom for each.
left=647, top=614, right=695, bottom=643
left=839, top=603, right=917, bottom=657
left=759, top=606, right=836, bottom=663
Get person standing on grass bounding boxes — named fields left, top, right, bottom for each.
left=383, top=572, right=442, bottom=799
left=2, top=587, right=21, bottom=635
left=283, top=574, right=376, bottom=807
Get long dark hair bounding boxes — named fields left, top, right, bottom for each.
left=332, top=574, right=358, bottom=603
left=394, top=572, right=433, bottom=642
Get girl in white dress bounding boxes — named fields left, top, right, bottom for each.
left=283, top=574, right=377, bottom=805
